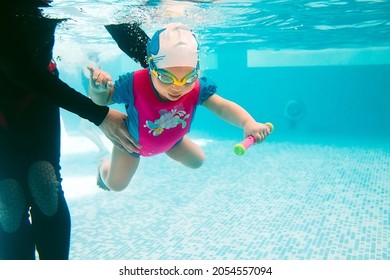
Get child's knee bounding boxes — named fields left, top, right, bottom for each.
left=106, top=180, right=129, bottom=192
left=188, top=154, right=205, bottom=169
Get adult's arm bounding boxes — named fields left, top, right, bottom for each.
left=0, top=12, right=134, bottom=151
left=0, top=23, right=109, bottom=126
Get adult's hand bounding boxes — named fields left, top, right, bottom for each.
left=98, top=109, right=141, bottom=154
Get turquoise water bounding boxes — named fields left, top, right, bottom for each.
left=51, top=0, right=389, bottom=260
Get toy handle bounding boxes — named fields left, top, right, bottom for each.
left=233, top=122, right=274, bottom=156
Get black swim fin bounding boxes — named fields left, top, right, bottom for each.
left=105, top=23, right=150, bottom=68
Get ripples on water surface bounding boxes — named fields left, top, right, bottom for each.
left=44, top=0, right=390, bottom=52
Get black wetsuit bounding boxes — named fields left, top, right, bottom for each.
left=0, top=1, right=109, bottom=259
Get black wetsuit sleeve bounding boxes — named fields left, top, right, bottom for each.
left=0, top=50, right=109, bottom=126
left=0, top=10, right=109, bottom=126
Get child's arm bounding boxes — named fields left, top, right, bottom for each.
left=87, top=66, right=115, bottom=106
left=203, top=94, right=270, bottom=143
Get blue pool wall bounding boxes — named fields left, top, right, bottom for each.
left=197, top=64, right=390, bottom=142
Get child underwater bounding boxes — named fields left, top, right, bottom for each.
left=88, top=22, right=270, bottom=191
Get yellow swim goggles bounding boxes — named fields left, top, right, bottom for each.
left=149, top=60, right=199, bottom=86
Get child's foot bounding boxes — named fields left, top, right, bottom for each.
left=96, top=166, right=110, bottom=191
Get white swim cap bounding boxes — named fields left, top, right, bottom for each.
left=147, top=22, right=199, bottom=69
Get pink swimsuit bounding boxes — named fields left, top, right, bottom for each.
left=113, top=68, right=213, bottom=157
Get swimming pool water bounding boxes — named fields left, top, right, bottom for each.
left=50, top=0, right=390, bottom=260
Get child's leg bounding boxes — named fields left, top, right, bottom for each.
left=99, top=146, right=140, bottom=192
left=166, top=136, right=205, bottom=169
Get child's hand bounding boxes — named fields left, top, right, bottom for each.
left=87, top=65, right=113, bottom=91
left=243, top=121, right=270, bottom=144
